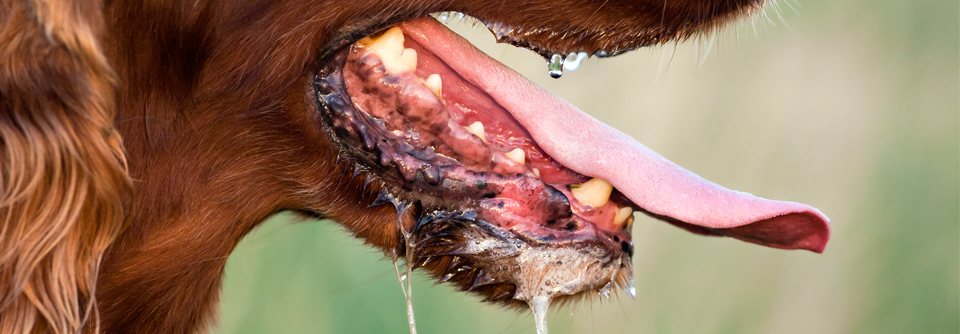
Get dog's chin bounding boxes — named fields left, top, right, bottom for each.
left=410, top=212, right=631, bottom=308
left=313, top=15, right=637, bottom=306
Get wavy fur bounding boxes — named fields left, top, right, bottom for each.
left=0, top=0, right=130, bottom=332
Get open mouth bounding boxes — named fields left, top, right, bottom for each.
left=313, top=14, right=829, bottom=312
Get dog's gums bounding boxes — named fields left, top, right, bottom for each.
left=1, top=1, right=832, bottom=333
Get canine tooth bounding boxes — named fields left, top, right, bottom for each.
left=466, top=121, right=486, bottom=143
left=399, top=48, right=418, bottom=71
left=424, top=74, right=442, bottom=99
left=505, top=148, right=525, bottom=165
left=613, top=206, right=634, bottom=227
left=624, top=215, right=635, bottom=231
left=570, top=177, right=613, bottom=208
left=362, top=27, right=416, bottom=74
left=531, top=168, right=540, bottom=178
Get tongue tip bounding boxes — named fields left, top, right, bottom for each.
left=661, top=203, right=831, bottom=253
left=728, top=208, right=830, bottom=253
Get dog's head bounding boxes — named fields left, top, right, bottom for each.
left=0, top=0, right=829, bottom=332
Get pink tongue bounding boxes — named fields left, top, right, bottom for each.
left=400, top=18, right=830, bottom=253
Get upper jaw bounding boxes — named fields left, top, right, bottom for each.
left=318, top=0, right=768, bottom=67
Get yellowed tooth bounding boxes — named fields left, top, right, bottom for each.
left=613, top=205, right=634, bottom=227
left=570, top=177, right=613, bottom=208
left=624, top=215, right=635, bottom=231
left=361, top=27, right=415, bottom=74
left=505, top=148, right=525, bottom=165
left=424, top=74, right=442, bottom=99
left=465, top=121, right=486, bottom=143
left=531, top=168, right=541, bottom=178
left=399, top=48, right=418, bottom=71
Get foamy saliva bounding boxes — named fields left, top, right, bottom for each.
left=442, top=220, right=633, bottom=334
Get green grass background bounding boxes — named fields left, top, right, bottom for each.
left=212, top=0, right=959, bottom=333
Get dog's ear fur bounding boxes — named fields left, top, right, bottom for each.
left=0, top=0, right=130, bottom=332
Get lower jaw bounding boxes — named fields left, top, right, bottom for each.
left=410, top=211, right=633, bottom=307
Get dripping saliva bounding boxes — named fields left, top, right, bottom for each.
left=529, top=295, right=551, bottom=334
left=562, top=52, right=588, bottom=71
left=548, top=52, right=588, bottom=78
left=547, top=54, right=564, bottom=78
left=384, top=192, right=419, bottom=334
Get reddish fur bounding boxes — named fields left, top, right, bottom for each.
left=1, top=0, right=763, bottom=332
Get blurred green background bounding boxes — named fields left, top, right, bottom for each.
left=212, top=0, right=959, bottom=333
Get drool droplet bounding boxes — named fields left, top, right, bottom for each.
left=623, top=279, right=636, bottom=298
left=598, top=281, right=613, bottom=299
left=562, top=52, right=587, bottom=71
left=547, top=54, right=563, bottom=78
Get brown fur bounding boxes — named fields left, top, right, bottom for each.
left=0, top=0, right=130, bottom=333
left=0, top=0, right=763, bottom=332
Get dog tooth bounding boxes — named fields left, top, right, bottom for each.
left=505, top=148, right=525, bottom=165
left=361, top=27, right=416, bottom=74
left=570, top=177, right=613, bottom=208
left=612, top=206, right=634, bottom=227
left=364, top=27, right=404, bottom=56
left=531, top=168, right=540, bottom=178
left=399, top=48, right=418, bottom=71
left=424, top=74, right=442, bottom=99
left=465, top=121, right=486, bottom=143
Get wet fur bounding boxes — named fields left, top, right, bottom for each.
left=0, top=0, right=762, bottom=332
